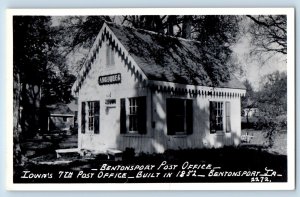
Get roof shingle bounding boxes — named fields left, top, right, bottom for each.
left=107, top=22, right=245, bottom=90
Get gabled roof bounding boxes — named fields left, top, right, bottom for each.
left=47, top=103, right=74, bottom=116
left=72, top=22, right=245, bottom=94
left=106, top=22, right=245, bottom=89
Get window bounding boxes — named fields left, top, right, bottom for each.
left=81, top=101, right=100, bottom=134
left=63, top=117, right=67, bottom=122
left=120, top=97, right=147, bottom=134
left=210, top=101, right=231, bottom=134
left=106, top=44, right=115, bottom=66
left=129, top=98, right=138, bottom=132
left=166, top=99, right=193, bottom=135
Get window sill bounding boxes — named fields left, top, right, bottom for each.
left=172, top=134, right=188, bottom=138
left=211, top=131, right=225, bottom=136
left=121, top=133, right=149, bottom=137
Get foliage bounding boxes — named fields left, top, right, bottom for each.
left=257, top=71, right=287, bottom=116
left=247, top=15, right=287, bottom=64
left=193, top=16, right=241, bottom=67
left=255, top=71, right=287, bottom=147
left=60, top=15, right=242, bottom=85
left=13, top=16, right=77, bottom=166
left=57, top=16, right=112, bottom=53
left=14, top=16, right=76, bottom=105
left=242, top=80, right=255, bottom=107
left=241, top=80, right=257, bottom=127
left=14, top=16, right=54, bottom=84
left=123, top=15, right=241, bottom=75
left=241, top=71, right=287, bottom=145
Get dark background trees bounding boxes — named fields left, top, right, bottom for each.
left=13, top=16, right=76, bottom=164
left=13, top=16, right=54, bottom=164
left=13, top=16, right=76, bottom=134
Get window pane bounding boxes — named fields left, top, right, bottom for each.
left=129, top=98, right=138, bottom=132
left=88, top=101, right=95, bottom=131
left=211, top=101, right=223, bottom=132
left=127, top=97, right=147, bottom=134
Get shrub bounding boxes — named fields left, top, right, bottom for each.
left=254, top=115, right=286, bottom=147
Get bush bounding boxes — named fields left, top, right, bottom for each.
left=253, top=115, right=286, bottom=147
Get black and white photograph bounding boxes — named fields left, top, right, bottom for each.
left=7, top=8, right=295, bottom=190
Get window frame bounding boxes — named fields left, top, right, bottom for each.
left=88, top=101, right=95, bottom=131
left=210, top=101, right=231, bottom=134
left=215, top=102, right=224, bottom=131
left=128, top=97, right=139, bottom=134
left=81, top=101, right=100, bottom=134
left=166, top=98, right=193, bottom=136
left=120, top=96, right=147, bottom=135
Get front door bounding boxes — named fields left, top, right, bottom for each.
left=101, top=99, right=118, bottom=149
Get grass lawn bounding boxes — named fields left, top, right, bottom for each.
left=241, top=129, right=287, bottom=155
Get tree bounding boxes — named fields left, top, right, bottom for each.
left=192, top=15, right=242, bottom=84
left=122, top=15, right=167, bottom=34
left=258, top=71, right=287, bottom=116
left=181, top=15, right=193, bottom=39
left=63, top=15, right=242, bottom=86
left=244, top=15, right=287, bottom=147
left=241, top=80, right=256, bottom=126
left=256, top=71, right=287, bottom=147
left=13, top=16, right=76, bottom=164
left=13, top=16, right=56, bottom=137
left=13, top=16, right=54, bottom=164
left=58, top=16, right=112, bottom=53
left=246, top=15, right=287, bottom=64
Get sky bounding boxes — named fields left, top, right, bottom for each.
left=231, top=17, right=287, bottom=90
left=232, top=35, right=286, bottom=90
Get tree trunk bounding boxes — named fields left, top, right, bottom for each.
left=153, top=16, right=164, bottom=34
left=13, top=72, right=24, bottom=165
left=21, top=83, right=41, bottom=137
left=182, top=15, right=192, bottom=39
left=167, top=16, right=177, bottom=36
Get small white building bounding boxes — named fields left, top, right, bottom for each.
left=47, top=103, right=75, bottom=132
left=243, top=107, right=260, bottom=118
left=71, top=22, right=246, bottom=154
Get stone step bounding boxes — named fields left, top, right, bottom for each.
left=55, top=148, right=79, bottom=158
left=107, top=149, right=123, bottom=161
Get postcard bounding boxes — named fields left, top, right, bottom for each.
left=6, top=8, right=295, bottom=190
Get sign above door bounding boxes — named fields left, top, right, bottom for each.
left=98, top=73, right=121, bottom=85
